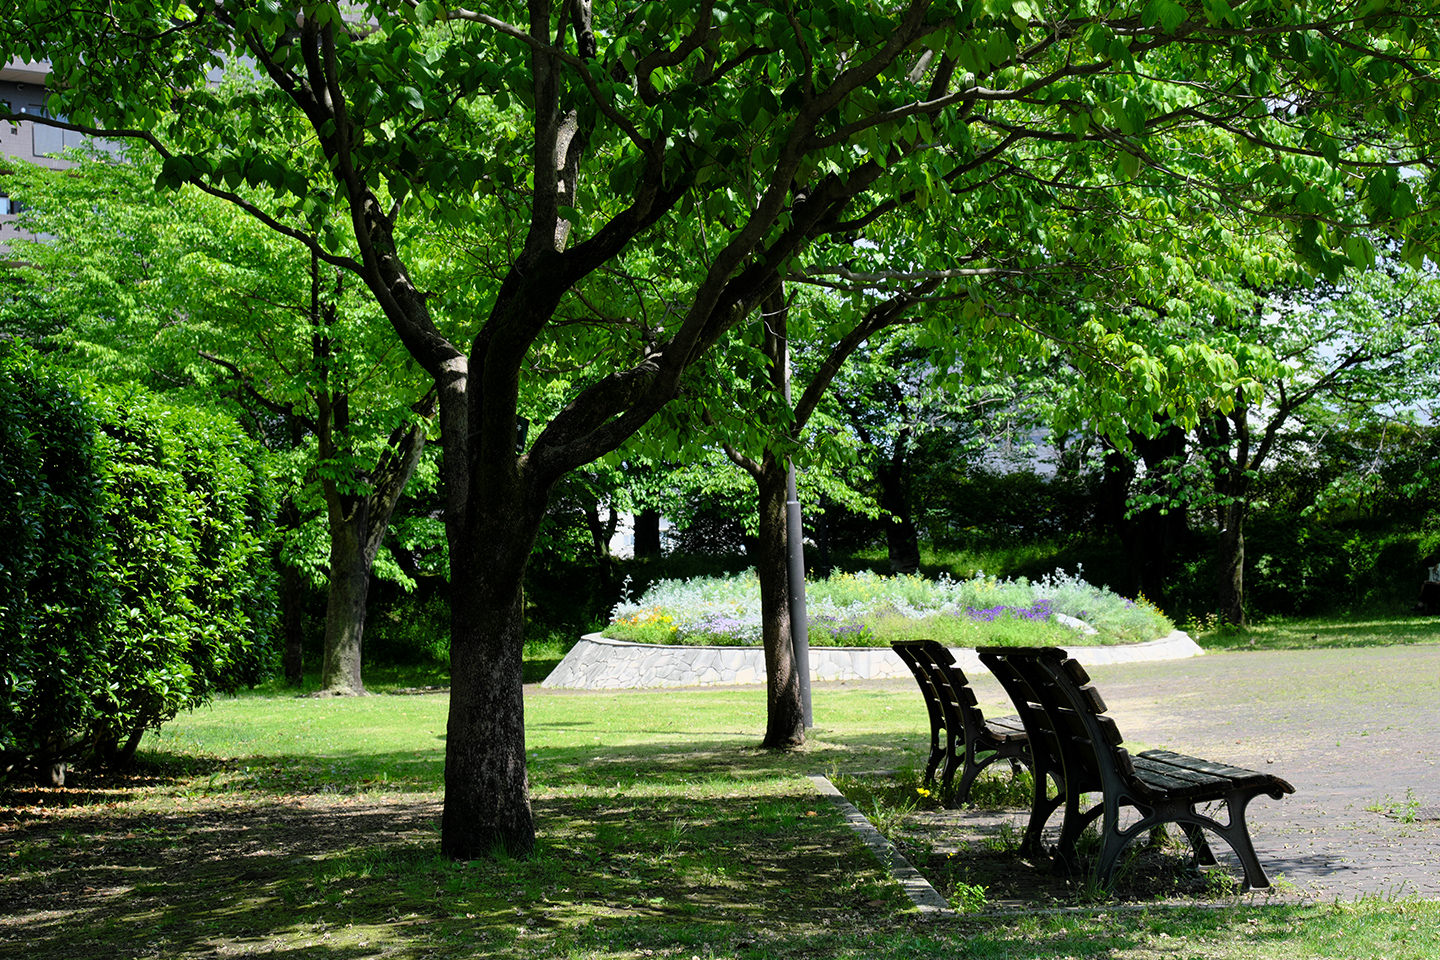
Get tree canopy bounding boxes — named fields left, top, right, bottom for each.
left=1, top=151, right=439, bottom=693
left=6, top=0, right=1439, bottom=858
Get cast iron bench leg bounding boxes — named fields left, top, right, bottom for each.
left=1207, top=789, right=1275, bottom=890
left=1090, top=794, right=1274, bottom=890
left=1180, top=821, right=1217, bottom=866
left=923, top=728, right=944, bottom=788
left=1022, top=768, right=1065, bottom=859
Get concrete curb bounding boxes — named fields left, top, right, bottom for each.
left=809, top=774, right=953, bottom=917
left=540, top=630, right=1204, bottom=690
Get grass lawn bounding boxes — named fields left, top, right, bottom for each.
left=1192, top=612, right=1440, bottom=651
left=3, top=674, right=1438, bottom=958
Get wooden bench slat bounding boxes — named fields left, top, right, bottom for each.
left=985, top=716, right=1027, bottom=735
left=1138, top=750, right=1295, bottom=794
left=1141, top=749, right=1265, bottom=781
left=892, top=640, right=1033, bottom=805
left=1131, top=755, right=1229, bottom=786
left=1131, top=757, right=1236, bottom=798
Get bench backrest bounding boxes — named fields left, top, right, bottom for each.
left=891, top=641, right=947, bottom=738
left=891, top=640, right=990, bottom=740
left=976, top=646, right=1134, bottom=794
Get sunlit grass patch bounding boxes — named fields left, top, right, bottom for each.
left=1192, top=613, right=1440, bottom=651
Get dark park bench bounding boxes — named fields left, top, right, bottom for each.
left=891, top=640, right=1031, bottom=804
left=976, top=645, right=1294, bottom=889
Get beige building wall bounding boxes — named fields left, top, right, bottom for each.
left=2, top=59, right=72, bottom=254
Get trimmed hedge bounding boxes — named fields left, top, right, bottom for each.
left=0, top=347, right=276, bottom=781
left=87, top=386, right=278, bottom=763
left=0, top=345, right=113, bottom=776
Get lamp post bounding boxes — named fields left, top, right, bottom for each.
left=781, top=341, right=813, bottom=729
left=785, top=460, right=813, bottom=728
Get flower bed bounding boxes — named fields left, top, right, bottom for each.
left=604, top=568, right=1172, bottom=647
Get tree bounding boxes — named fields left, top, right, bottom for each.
left=1098, top=421, right=1192, bottom=605
left=8, top=0, right=1438, bottom=858
left=694, top=284, right=940, bottom=746
left=1205, top=268, right=1440, bottom=624
left=0, top=153, right=436, bottom=694
left=829, top=334, right=1058, bottom=569
left=1123, top=262, right=1440, bottom=623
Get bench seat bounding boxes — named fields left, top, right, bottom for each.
left=977, top=645, right=1294, bottom=889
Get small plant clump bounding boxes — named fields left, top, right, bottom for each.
left=605, top=568, right=1173, bottom=647
left=1367, top=787, right=1424, bottom=824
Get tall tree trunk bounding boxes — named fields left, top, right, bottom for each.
left=1131, top=427, right=1190, bottom=605
left=633, top=507, right=661, bottom=558
left=315, top=387, right=435, bottom=696
left=278, top=557, right=308, bottom=686
left=1106, top=426, right=1189, bottom=604
left=582, top=500, right=618, bottom=572
left=877, top=453, right=921, bottom=575
left=1216, top=498, right=1247, bottom=626
left=320, top=508, right=372, bottom=695
left=877, top=394, right=921, bottom=574
left=811, top=501, right=832, bottom=578
left=756, top=459, right=805, bottom=749
left=442, top=509, right=538, bottom=859
left=1202, top=405, right=1252, bottom=628
left=270, top=497, right=310, bottom=687
left=882, top=504, right=921, bottom=574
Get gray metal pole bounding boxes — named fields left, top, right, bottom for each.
left=786, top=461, right=813, bottom=728
left=777, top=304, right=812, bottom=729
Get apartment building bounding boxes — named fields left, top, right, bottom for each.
left=1, top=58, right=82, bottom=252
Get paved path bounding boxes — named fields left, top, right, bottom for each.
left=962, top=644, right=1440, bottom=900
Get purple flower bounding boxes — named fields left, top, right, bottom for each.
left=696, top=614, right=744, bottom=635
left=963, top=599, right=1054, bottom=623
left=808, top=614, right=868, bottom=639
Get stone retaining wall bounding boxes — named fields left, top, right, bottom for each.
left=539, top=631, right=1202, bottom=690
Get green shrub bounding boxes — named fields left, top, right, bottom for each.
left=0, top=343, right=114, bottom=775
left=1245, top=518, right=1423, bottom=616
left=919, top=467, right=1098, bottom=548
left=364, top=593, right=450, bottom=666
left=0, top=360, right=277, bottom=779
left=86, top=386, right=277, bottom=762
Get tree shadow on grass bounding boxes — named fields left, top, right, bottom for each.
left=3, top=781, right=1414, bottom=960
left=0, top=753, right=233, bottom=817
left=0, top=721, right=928, bottom=960
left=528, top=729, right=922, bottom=788
left=2, top=721, right=924, bottom=818
left=6, top=723, right=1437, bottom=960
left=0, top=787, right=908, bottom=960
